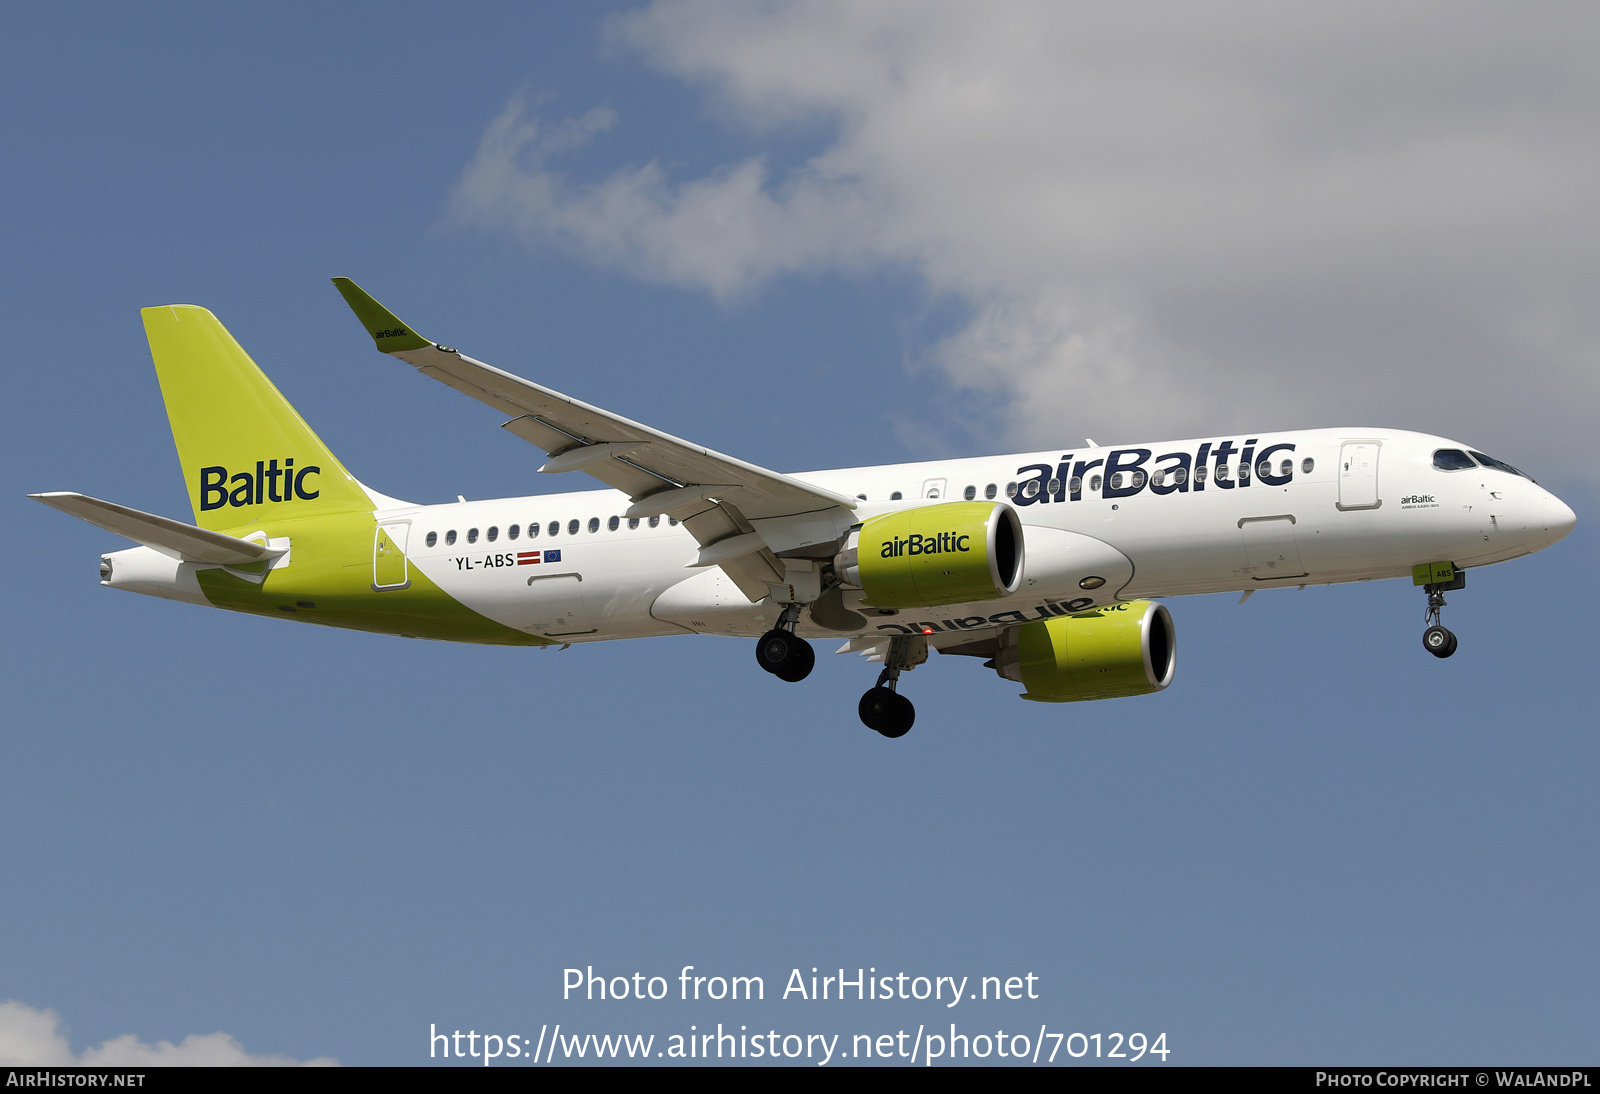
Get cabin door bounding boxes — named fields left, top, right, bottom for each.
left=373, top=522, right=410, bottom=590
left=1337, top=443, right=1381, bottom=510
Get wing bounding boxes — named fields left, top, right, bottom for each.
left=331, top=279, right=858, bottom=601
left=30, top=492, right=284, bottom=566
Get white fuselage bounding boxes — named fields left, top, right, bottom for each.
left=365, top=428, right=1575, bottom=646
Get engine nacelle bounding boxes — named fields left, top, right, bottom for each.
left=833, top=501, right=1023, bottom=609
left=996, top=599, right=1176, bottom=703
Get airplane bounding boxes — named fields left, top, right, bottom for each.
left=31, top=279, right=1578, bottom=738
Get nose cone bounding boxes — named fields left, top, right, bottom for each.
left=1541, top=493, right=1577, bottom=546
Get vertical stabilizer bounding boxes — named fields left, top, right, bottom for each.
left=142, top=304, right=373, bottom=530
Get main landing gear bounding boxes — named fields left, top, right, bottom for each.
left=858, top=635, right=926, bottom=739
left=1420, top=568, right=1466, bottom=659
left=755, top=603, right=815, bottom=682
left=755, top=608, right=924, bottom=740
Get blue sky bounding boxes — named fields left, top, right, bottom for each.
left=3, top=2, right=1597, bottom=1066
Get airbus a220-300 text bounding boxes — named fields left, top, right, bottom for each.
left=32, top=280, right=1577, bottom=737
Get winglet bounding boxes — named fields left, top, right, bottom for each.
left=331, top=277, right=433, bottom=353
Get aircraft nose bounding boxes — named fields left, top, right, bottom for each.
left=1542, top=493, right=1577, bottom=545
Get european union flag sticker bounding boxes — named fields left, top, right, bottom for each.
left=545, top=550, right=561, bottom=563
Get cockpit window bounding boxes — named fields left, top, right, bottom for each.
left=1432, top=449, right=1477, bottom=472
left=1468, top=451, right=1529, bottom=479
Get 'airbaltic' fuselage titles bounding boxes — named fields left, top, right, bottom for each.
left=1009, top=439, right=1299, bottom=505
left=874, top=596, right=1101, bottom=636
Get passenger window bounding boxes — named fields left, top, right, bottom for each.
left=487, top=526, right=499, bottom=542
left=1089, top=475, right=1102, bottom=492
left=1301, top=458, right=1314, bottom=474
left=1131, top=469, right=1146, bottom=488
left=568, top=520, right=580, bottom=535
left=1215, top=464, right=1231, bottom=481
left=1433, top=449, right=1477, bottom=471
left=426, top=531, right=438, bottom=547
left=1108, top=472, right=1124, bottom=490
left=856, top=493, right=867, bottom=500
left=1173, top=467, right=1188, bottom=485
left=608, top=516, right=619, bottom=531
left=1069, top=476, right=1082, bottom=493
left=588, top=518, right=599, bottom=533
left=669, top=517, right=679, bottom=526
left=528, top=523, right=539, bottom=539
left=649, top=515, right=660, bottom=528
left=1238, top=464, right=1250, bottom=484
left=1279, top=459, right=1292, bottom=477
left=1151, top=470, right=1165, bottom=488
left=1047, top=478, right=1060, bottom=494
left=985, top=483, right=997, bottom=500
left=1194, top=466, right=1208, bottom=483
left=508, top=524, right=519, bottom=541
left=891, top=491, right=903, bottom=500
left=445, top=530, right=457, bottom=546
left=548, top=521, right=559, bottom=537
left=1256, top=461, right=1271, bottom=479
left=1005, top=482, right=1018, bottom=498
left=1022, top=480, right=1040, bottom=497
left=964, top=485, right=976, bottom=500
left=467, top=528, right=479, bottom=544
left=628, top=517, right=640, bottom=530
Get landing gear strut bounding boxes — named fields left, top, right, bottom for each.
left=755, top=602, right=814, bottom=682
left=858, top=634, right=926, bottom=738
left=1420, top=568, right=1465, bottom=659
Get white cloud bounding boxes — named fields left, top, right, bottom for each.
left=450, top=95, right=885, bottom=301
left=0, top=1000, right=338, bottom=1067
left=453, top=1, right=1600, bottom=468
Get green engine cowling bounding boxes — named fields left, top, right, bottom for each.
left=832, top=501, right=1023, bottom=609
left=999, top=600, right=1176, bottom=703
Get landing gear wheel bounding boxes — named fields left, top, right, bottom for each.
left=859, top=686, right=915, bottom=738
left=755, top=629, right=814, bottom=682
left=1423, top=625, right=1457, bottom=658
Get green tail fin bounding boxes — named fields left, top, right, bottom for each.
left=142, top=304, right=373, bottom=531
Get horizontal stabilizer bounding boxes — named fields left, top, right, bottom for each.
left=29, top=492, right=283, bottom=566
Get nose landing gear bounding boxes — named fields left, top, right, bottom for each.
left=858, top=634, right=927, bottom=738
left=755, top=602, right=815, bottom=682
left=1423, top=623, right=1457, bottom=658
left=1415, top=562, right=1466, bottom=659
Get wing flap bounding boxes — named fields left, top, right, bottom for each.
left=30, top=492, right=283, bottom=566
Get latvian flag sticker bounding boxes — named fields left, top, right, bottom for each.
left=517, top=551, right=540, bottom=566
